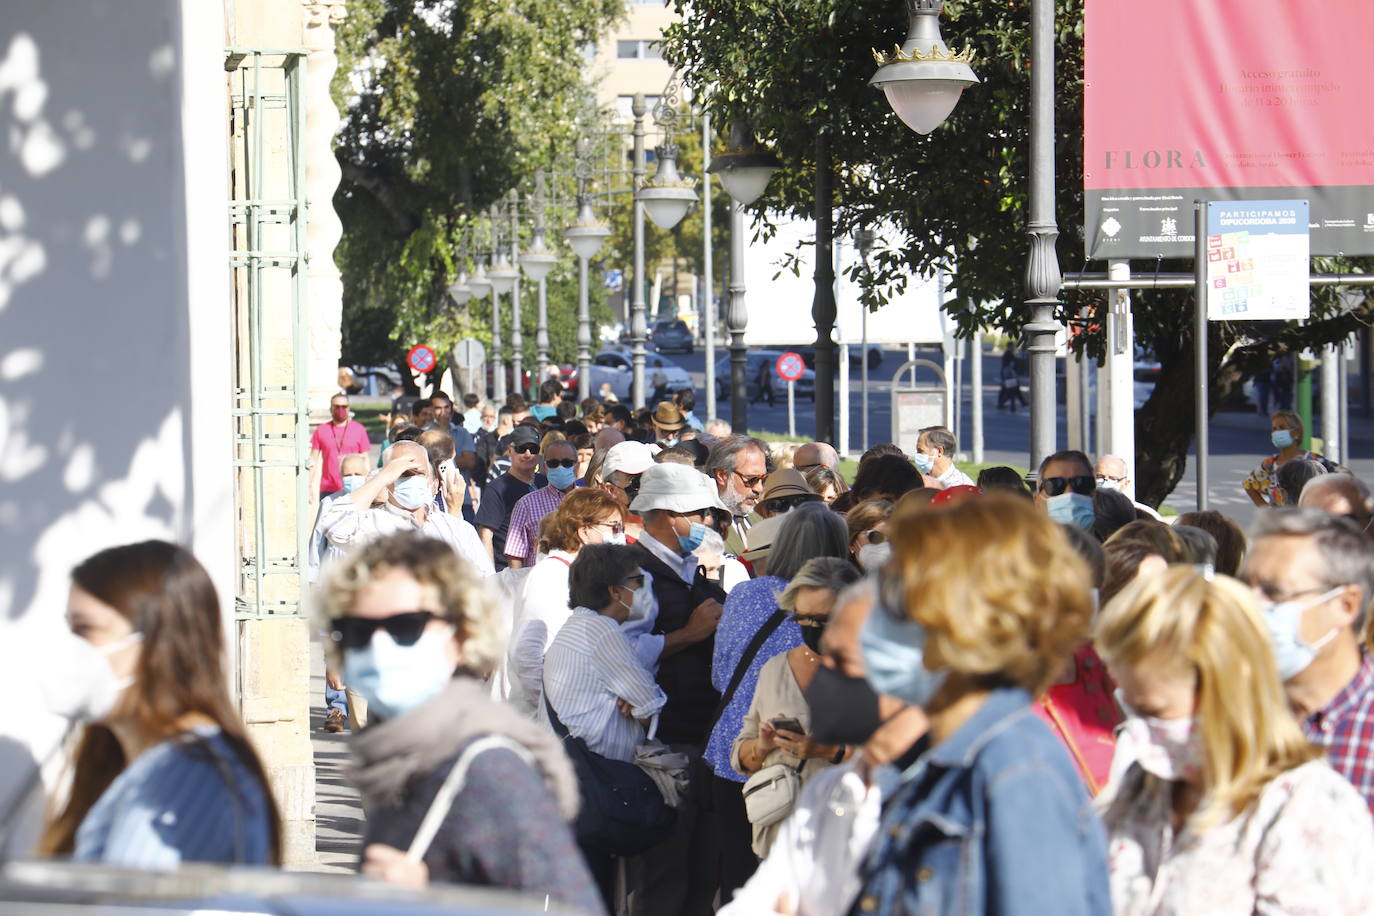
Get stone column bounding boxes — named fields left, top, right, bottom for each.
left=302, top=0, right=348, bottom=421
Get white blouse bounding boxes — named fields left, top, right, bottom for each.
left=507, top=549, right=576, bottom=717
left=1103, top=759, right=1374, bottom=915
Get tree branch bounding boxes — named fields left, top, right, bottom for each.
left=337, top=156, right=421, bottom=238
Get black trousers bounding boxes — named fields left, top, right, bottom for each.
left=711, top=773, right=760, bottom=904
left=624, top=747, right=720, bottom=916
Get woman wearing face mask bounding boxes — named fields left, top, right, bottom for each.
left=320, top=533, right=602, bottom=912
left=720, top=577, right=930, bottom=915
left=541, top=544, right=669, bottom=905
left=851, top=496, right=1111, bottom=914
left=1242, top=409, right=1343, bottom=508
left=508, top=489, right=628, bottom=717
left=846, top=499, right=894, bottom=572
left=732, top=559, right=861, bottom=857
left=705, top=504, right=850, bottom=900
left=1095, top=567, right=1374, bottom=914
left=41, top=541, right=281, bottom=867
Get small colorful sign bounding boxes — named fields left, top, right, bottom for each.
left=1205, top=200, right=1310, bottom=321
left=407, top=344, right=437, bottom=373
left=775, top=351, right=805, bottom=383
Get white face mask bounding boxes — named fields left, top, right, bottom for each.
left=857, top=542, right=892, bottom=571
left=619, top=574, right=655, bottom=622
left=98, top=631, right=144, bottom=695
left=1115, top=689, right=1202, bottom=782
left=1096, top=476, right=1123, bottom=492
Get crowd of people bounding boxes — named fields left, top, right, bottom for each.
left=12, top=379, right=1374, bottom=916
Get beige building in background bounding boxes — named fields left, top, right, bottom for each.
left=587, top=0, right=679, bottom=118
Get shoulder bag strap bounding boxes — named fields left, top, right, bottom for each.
left=704, top=608, right=788, bottom=741
left=407, top=735, right=535, bottom=863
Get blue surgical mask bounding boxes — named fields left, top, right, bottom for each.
left=341, top=474, right=366, bottom=494
left=1046, top=492, right=1095, bottom=531
left=913, top=452, right=936, bottom=474
left=1260, top=586, right=1346, bottom=680
left=548, top=465, right=578, bottom=490
left=860, top=602, right=946, bottom=708
left=392, top=475, right=432, bottom=511
left=341, top=626, right=456, bottom=720
left=1271, top=429, right=1295, bottom=450
left=662, top=436, right=679, bottom=449
left=677, top=521, right=707, bottom=554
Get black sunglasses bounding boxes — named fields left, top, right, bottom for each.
left=329, top=611, right=436, bottom=651
left=789, top=614, right=831, bottom=627
left=546, top=457, right=577, bottom=468
left=1040, top=475, right=1096, bottom=497
left=512, top=443, right=539, bottom=455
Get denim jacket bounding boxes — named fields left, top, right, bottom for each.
left=850, top=687, right=1111, bottom=916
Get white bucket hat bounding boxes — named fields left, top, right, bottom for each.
left=630, top=463, right=726, bottom=514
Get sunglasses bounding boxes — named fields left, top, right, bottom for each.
left=546, top=457, right=577, bottom=468
left=512, top=443, right=539, bottom=455
left=731, top=469, right=768, bottom=489
left=621, top=573, right=646, bottom=589
left=766, top=495, right=815, bottom=513
left=1040, top=475, right=1096, bottom=497
left=329, top=611, right=437, bottom=651
left=789, top=614, right=831, bottom=628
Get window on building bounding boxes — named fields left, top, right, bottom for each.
left=615, top=39, right=665, bottom=60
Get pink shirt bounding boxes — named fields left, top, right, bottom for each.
left=1032, top=644, right=1121, bottom=796
left=310, top=420, right=370, bottom=493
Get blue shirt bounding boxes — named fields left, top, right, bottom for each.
left=75, top=727, right=273, bottom=869
left=853, top=687, right=1111, bottom=916
left=704, top=576, right=801, bottom=782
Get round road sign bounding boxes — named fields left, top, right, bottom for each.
left=776, top=351, right=805, bottom=383
left=407, top=345, right=437, bottom=374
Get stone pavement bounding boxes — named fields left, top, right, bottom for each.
left=306, top=634, right=363, bottom=874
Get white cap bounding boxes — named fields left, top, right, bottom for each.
left=602, top=441, right=656, bottom=478
left=630, top=463, right=727, bottom=514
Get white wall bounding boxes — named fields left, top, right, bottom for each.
left=0, top=0, right=234, bottom=632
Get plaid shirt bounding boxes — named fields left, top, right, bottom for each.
left=503, top=485, right=570, bottom=563
left=1304, top=651, right=1374, bottom=815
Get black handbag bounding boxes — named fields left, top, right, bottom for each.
left=543, top=689, right=676, bottom=856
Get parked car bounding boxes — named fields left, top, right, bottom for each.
left=715, top=350, right=816, bottom=402
left=651, top=319, right=694, bottom=354
left=587, top=349, right=694, bottom=401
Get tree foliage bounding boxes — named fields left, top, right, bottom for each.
left=332, top=0, right=623, bottom=390
left=663, top=0, right=1370, bottom=504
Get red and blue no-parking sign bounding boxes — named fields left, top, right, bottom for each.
left=407, top=344, right=437, bottom=374
left=775, top=351, right=805, bottom=383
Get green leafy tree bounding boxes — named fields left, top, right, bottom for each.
left=663, top=0, right=1370, bottom=504
left=332, top=0, right=622, bottom=393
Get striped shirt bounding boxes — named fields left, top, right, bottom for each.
left=1303, top=651, right=1374, bottom=815
left=504, top=484, right=572, bottom=564
left=75, top=727, right=272, bottom=868
left=541, top=607, right=666, bottom=762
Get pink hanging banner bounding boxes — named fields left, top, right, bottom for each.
left=1084, top=0, right=1374, bottom=259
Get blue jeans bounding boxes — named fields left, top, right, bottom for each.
left=325, top=684, right=348, bottom=714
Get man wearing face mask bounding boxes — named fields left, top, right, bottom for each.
left=623, top=463, right=729, bottom=916
left=504, top=438, right=580, bottom=569
left=652, top=401, right=687, bottom=448
left=719, top=577, right=931, bottom=915
left=1034, top=449, right=1098, bottom=533
left=1243, top=507, right=1374, bottom=812
left=1093, top=453, right=1162, bottom=521
left=913, top=426, right=973, bottom=488
left=320, top=440, right=494, bottom=577
left=308, top=393, right=372, bottom=511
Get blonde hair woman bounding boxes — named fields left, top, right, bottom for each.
left=317, top=532, right=601, bottom=910
left=1095, top=567, right=1374, bottom=914
left=850, top=495, right=1110, bottom=912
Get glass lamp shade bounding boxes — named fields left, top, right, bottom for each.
left=467, top=266, right=492, bottom=295
left=879, top=79, right=967, bottom=135
left=519, top=249, right=557, bottom=282
left=565, top=222, right=612, bottom=260
left=715, top=165, right=777, bottom=207
left=447, top=281, right=472, bottom=305
left=636, top=152, right=697, bottom=230
left=488, top=265, right=518, bottom=294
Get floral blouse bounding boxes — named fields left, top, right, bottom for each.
left=1102, top=759, right=1374, bottom=915
left=1242, top=450, right=1341, bottom=506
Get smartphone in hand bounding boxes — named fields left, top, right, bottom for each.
left=770, top=716, right=804, bottom=735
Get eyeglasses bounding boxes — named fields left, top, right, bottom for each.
left=546, top=457, right=577, bottom=469
left=1040, top=475, right=1096, bottom=497
left=789, top=614, right=830, bottom=628
left=1342, top=513, right=1374, bottom=532
left=512, top=443, right=539, bottom=455
left=1096, top=475, right=1126, bottom=486
left=765, top=495, right=816, bottom=514
left=620, top=573, right=646, bottom=590
left=595, top=521, right=626, bottom=535
left=731, top=469, right=768, bottom=489
left=329, top=611, right=437, bottom=651
left=861, top=529, right=886, bottom=545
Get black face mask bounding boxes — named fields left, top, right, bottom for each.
left=799, top=624, right=825, bottom=654
left=802, top=664, right=885, bottom=747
